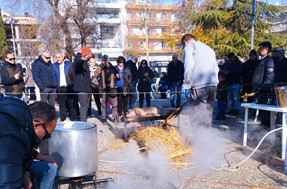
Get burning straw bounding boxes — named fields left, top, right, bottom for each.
left=130, top=127, right=192, bottom=166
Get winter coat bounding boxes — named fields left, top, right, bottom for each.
left=223, top=58, right=242, bottom=84
left=123, top=60, right=138, bottom=94
left=53, top=60, right=72, bottom=89
left=0, top=97, right=40, bottom=188
left=158, top=75, right=168, bottom=92
left=167, top=60, right=184, bottom=85
left=95, top=62, right=119, bottom=90
left=73, top=53, right=92, bottom=93
left=252, top=56, right=274, bottom=91
left=242, top=58, right=259, bottom=84
left=32, top=56, right=57, bottom=91
left=216, top=80, right=228, bottom=101
left=137, top=65, right=154, bottom=92
left=1, top=62, right=25, bottom=96
left=24, top=68, right=35, bottom=88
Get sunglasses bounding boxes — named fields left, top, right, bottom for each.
left=42, top=123, right=51, bottom=139
left=9, top=58, right=16, bottom=61
left=44, top=56, right=51, bottom=60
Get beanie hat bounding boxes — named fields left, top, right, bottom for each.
left=102, top=54, right=109, bottom=61
left=81, top=47, right=92, bottom=57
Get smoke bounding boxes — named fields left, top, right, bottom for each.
left=106, top=105, right=228, bottom=188
left=178, top=106, right=227, bottom=176
left=106, top=142, right=177, bottom=189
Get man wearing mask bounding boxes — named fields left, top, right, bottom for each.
left=73, top=47, right=93, bottom=122
left=32, top=51, right=57, bottom=106
left=1, top=51, right=24, bottom=98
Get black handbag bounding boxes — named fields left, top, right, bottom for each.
left=254, top=84, right=276, bottom=105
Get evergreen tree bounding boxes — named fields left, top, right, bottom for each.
left=0, top=9, right=7, bottom=60
left=182, top=0, right=287, bottom=57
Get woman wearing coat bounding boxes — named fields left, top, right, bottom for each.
left=137, top=59, right=154, bottom=108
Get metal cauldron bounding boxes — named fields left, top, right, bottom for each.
left=48, top=121, right=98, bottom=178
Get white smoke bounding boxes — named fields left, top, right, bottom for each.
left=106, top=142, right=177, bottom=189
left=178, top=106, right=227, bottom=176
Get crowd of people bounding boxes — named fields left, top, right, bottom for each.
left=0, top=33, right=287, bottom=188
left=0, top=47, right=187, bottom=124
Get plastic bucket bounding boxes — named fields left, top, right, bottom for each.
left=275, top=86, right=287, bottom=108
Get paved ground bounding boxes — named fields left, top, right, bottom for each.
left=55, top=98, right=287, bottom=189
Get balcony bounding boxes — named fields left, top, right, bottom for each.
left=127, top=34, right=166, bottom=40
left=125, top=4, right=180, bottom=11
left=126, top=20, right=178, bottom=26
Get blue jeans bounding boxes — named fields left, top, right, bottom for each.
left=228, top=83, right=240, bottom=110
left=217, top=99, right=227, bottom=117
left=170, top=82, right=182, bottom=107
left=28, top=161, right=57, bottom=189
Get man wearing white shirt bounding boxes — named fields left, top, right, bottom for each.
left=53, top=53, right=76, bottom=121
left=181, top=34, right=219, bottom=129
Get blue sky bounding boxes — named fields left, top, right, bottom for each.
left=0, top=0, right=283, bottom=17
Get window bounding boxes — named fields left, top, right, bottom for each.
left=148, top=28, right=152, bottom=35
left=161, top=28, right=166, bottom=34
left=162, top=12, right=166, bottom=20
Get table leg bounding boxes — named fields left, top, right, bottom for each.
left=282, top=113, right=287, bottom=159
left=270, top=111, right=276, bottom=142
left=243, top=107, right=249, bottom=146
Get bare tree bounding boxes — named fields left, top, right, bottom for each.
left=17, top=24, right=41, bottom=67
left=3, top=0, right=98, bottom=60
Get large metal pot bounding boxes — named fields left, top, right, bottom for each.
left=48, top=121, right=97, bottom=178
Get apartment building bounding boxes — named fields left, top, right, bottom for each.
left=90, top=0, right=127, bottom=64
left=2, top=12, right=41, bottom=64
left=87, top=0, right=179, bottom=65
left=125, top=2, right=180, bottom=64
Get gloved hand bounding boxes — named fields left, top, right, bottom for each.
left=184, top=89, right=190, bottom=99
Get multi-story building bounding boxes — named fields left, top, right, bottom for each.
left=90, top=0, right=127, bottom=64
left=2, top=12, right=41, bottom=65
left=86, top=0, right=179, bottom=65
left=2, top=1, right=180, bottom=66
left=125, top=2, right=180, bottom=65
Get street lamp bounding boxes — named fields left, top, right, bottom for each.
left=10, top=17, right=17, bottom=57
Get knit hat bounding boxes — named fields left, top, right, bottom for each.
left=102, top=54, right=109, bottom=61
left=81, top=47, right=92, bottom=57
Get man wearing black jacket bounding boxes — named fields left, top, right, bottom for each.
left=1, top=51, right=25, bottom=98
left=0, top=98, right=57, bottom=189
left=167, top=54, right=184, bottom=108
left=73, top=47, right=93, bottom=121
left=252, top=41, right=275, bottom=126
